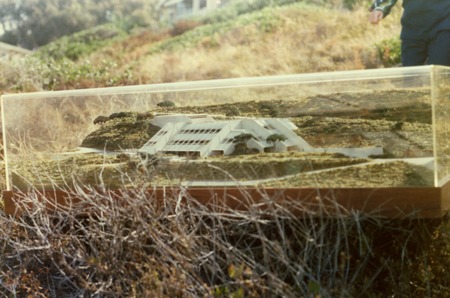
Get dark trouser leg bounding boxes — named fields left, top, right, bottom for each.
left=401, top=38, right=428, bottom=66
left=428, top=30, right=450, bottom=66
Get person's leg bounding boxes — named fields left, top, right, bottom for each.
left=428, top=30, right=450, bottom=66
left=401, top=38, right=428, bottom=66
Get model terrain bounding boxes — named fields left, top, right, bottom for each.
left=9, top=89, right=435, bottom=189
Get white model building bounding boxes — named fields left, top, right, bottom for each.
left=138, top=114, right=383, bottom=158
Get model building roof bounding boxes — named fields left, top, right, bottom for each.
left=138, top=114, right=383, bottom=158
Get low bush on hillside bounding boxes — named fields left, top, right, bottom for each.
left=375, top=37, right=402, bottom=67
left=0, top=185, right=449, bottom=297
left=170, top=20, right=204, bottom=37
left=5, top=51, right=136, bottom=91
left=201, top=0, right=300, bottom=24
left=202, top=0, right=368, bottom=24
left=36, top=24, right=127, bottom=62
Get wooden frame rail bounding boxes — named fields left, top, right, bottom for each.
left=3, top=182, right=450, bottom=218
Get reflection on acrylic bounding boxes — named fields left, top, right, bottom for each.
left=2, top=66, right=449, bottom=191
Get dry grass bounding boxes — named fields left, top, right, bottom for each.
left=0, top=2, right=402, bottom=93
left=137, top=4, right=402, bottom=83
left=0, top=182, right=447, bottom=297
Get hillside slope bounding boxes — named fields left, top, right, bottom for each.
left=0, top=2, right=402, bottom=92
left=131, top=3, right=401, bottom=83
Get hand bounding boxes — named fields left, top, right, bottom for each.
left=369, top=10, right=384, bottom=24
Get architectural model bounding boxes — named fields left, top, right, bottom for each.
left=138, top=114, right=383, bottom=158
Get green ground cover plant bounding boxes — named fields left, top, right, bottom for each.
left=35, top=24, right=127, bottom=62
left=375, top=37, right=402, bottom=67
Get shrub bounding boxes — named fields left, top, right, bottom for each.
left=225, top=106, right=240, bottom=116
left=375, top=37, right=402, bottom=67
left=157, top=100, right=176, bottom=108
left=18, top=54, right=135, bottom=90
left=266, top=133, right=287, bottom=144
left=0, top=185, right=448, bottom=297
left=170, top=20, right=203, bottom=36
left=257, top=101, right=279, bottom=117
left=202, top=0, right=301, bottom=24
left=36, top=24, right=126, bottom=61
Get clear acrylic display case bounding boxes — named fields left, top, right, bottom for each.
left=2, top=65, right=450, bottom=217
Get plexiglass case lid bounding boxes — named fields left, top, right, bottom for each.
left=2, top=65, right=449, bottom=191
